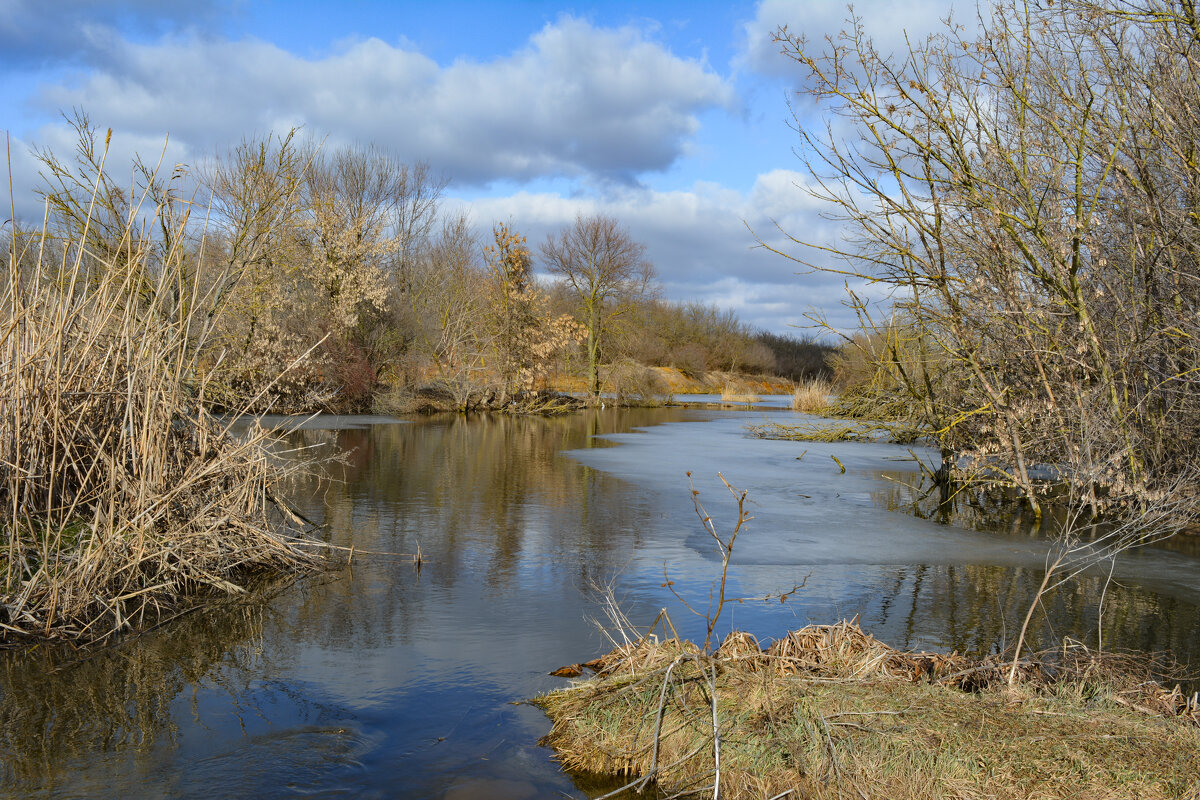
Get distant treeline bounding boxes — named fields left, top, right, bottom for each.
left=752, top=331, right=835, bottom=382
left=616, top=301, right=833, bottom=380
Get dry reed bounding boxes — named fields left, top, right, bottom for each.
left=720, top=383, right=761, bottom=404
left=536, top=619, right=1200, bottom=799
left=1, top=176, right=320, bottom=645
left=791, top=377, right=831, bottom=413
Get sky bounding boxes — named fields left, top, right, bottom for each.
left=0, top=0, right=958, bottom=337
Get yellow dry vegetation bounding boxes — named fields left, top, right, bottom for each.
left=536, top=621, right=1200, bottom=800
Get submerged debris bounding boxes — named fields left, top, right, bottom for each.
left=747, top=420, right=924, bottom=445
left=536, top=620, right=1200, bottom=800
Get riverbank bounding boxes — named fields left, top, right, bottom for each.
left=375, top=367, right=795, bottom=413
left=536, top=620, right=1200, bottom=799
left=535, top=366, right=793, bottom=400
left=643, top=367, right=793, bottom=397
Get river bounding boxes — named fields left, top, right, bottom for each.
left=2, top=407, right=1198, bottom=798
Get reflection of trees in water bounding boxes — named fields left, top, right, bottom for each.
left=1, top=411, right=1196, bottom=789
left=872, top=471, right=1062, bottom=539
left=872, top=470, right=1200, bottom=558
left=288, top=411, right=673, bottom=579
left=272, top=409, right=687, bottom=650
left=867, top=563, right=1200, bottom=679
left=867, top=469, right=1200, bottom=675
left=0, top=599, right=273, bottom=786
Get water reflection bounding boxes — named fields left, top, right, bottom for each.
left=0, top=409, right=1197, bottom=798
left=860, top=563, right=1198, bottom=663
left=872, top=467, right=1200, bottom=558
left=277, top=410, right=693, bottom=646
left=564, top=412, right=1200, bottom=679
left=0, top=595, right=369, bottom=795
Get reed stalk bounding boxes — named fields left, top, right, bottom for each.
left=0, top=161, right=320, bottom=645
left=790, top=377, right=831, bottom=413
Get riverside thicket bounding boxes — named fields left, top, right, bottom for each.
left=1, top=135, right=320, bottom=645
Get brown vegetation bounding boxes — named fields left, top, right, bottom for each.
left=791, top=377, right=832, bottom=414
left=541, top=214, right=656, bottom=398
left=719, top=383, right=762, bottom=404
left=755, top=330, right=836, bottom=382
left=22, top=117, right=797, bottom=417
left=616, top=301, right=780, bottom=379
left=767, top=1, right=1200, bottom=521
left=536, top=620, right=1200, bottom=799
left=1, top=142, right=320, bottom=645
left=648, top=367, right=791, bottom=397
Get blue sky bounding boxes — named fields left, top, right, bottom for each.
left=0, top=0, right=956, bottom=336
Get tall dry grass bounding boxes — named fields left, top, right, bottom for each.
left=1, top=183, right=320, bottom=645
left=719, top=383, right=760, bottom=404
left=791, top=377, right=831, bottom=413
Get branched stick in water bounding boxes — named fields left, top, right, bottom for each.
left=689, top=472, right=750, bottom=653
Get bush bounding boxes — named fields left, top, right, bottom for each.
left=606, top=360, right=671, bottom=406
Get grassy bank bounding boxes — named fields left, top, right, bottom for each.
left=535, top=620, right=1200, bottom=799
left=1, top=185, right=321, bottom=646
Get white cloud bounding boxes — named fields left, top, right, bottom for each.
left=1, top=3, right=904, bottom=337
left=1, top=123, right=198, bottom=229
left=740, top=0, right=962, bottom=81
left=0, top=0, right=229, bottom=68
left=457, top=169, right=882, bottom=336
left=29, top=16, right=733, bottom=186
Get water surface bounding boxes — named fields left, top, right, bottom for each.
left=2, top=408, right=1197, bottom=798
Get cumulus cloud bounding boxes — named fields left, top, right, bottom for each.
left=29, top=16, right=733, bottom=186
left=741, top=0, right=962, bottom=81
left=457, top=169, right=879, bottom=336
left=0, top=0, right=229, bottom=68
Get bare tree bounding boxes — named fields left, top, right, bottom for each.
left=388, top=161, right=446, bottom=296
left=194, top=135, right=455, bottom=410
left=540, top=214, right=654, bottom=398
left=408, top=213, right=491, bottom=408
left=764, top=0, right=1200, bottom=519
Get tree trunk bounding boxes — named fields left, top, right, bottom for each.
left=584, top=302, right=602, bottom=398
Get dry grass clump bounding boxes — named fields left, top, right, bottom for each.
left=791, top=377, right=832, bottom=413
left=766, top=619, right=965, bottom=682
left=715, top=630, right=767, bottom=669
left=720, top=383, right=761, bottom=404
left=605, top=360, right=672, bottom=407
left=0, top=200, right=320, bottom=646
left=536, top=619, right=1200, bottom=799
